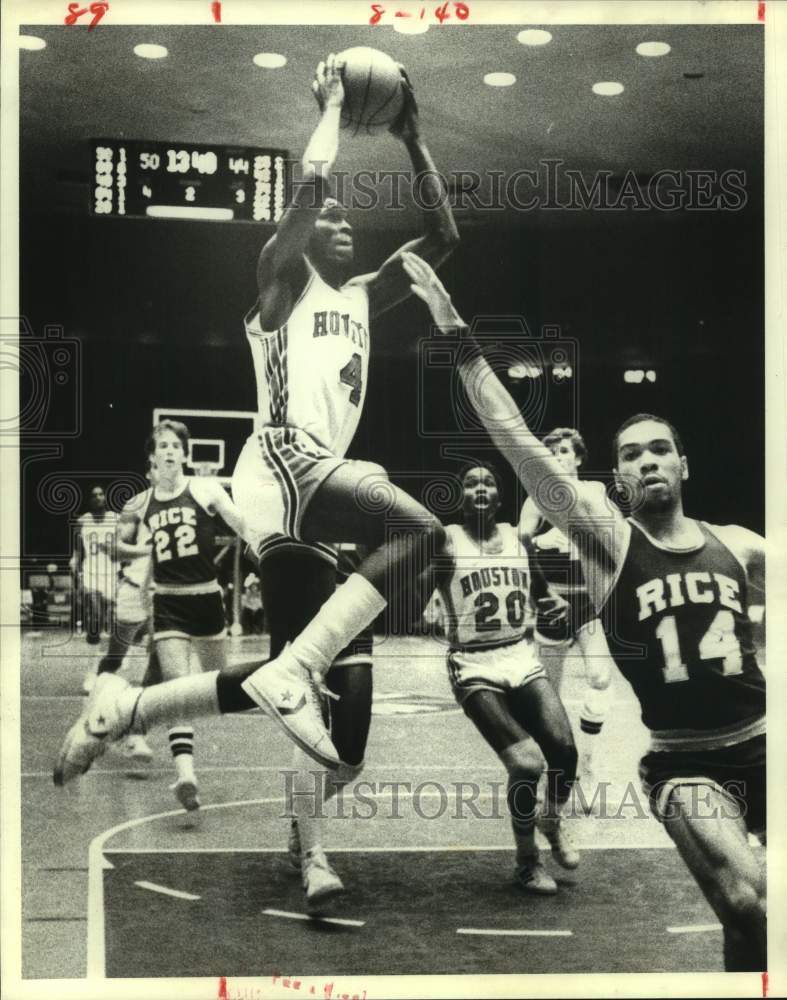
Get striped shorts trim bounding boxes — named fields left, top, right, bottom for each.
left=255, top=533, right=338, bottom=568
left=256, top=426, right=346, bottom=540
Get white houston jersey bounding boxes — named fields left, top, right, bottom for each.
left=438, top=523, right=535, bottom=649
left=77, top=512, right=118, bottom=595
left=245, top=260, right=370, bottom=457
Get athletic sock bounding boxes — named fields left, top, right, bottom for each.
left=289, top=747, right=328, bottom=856
left=577, top=683, right=612, bottom=773
left=288, top=746, right=365, bottom=856
left=131, top=671, right=221, bottom=732
left=284, top=574, right=387, bottom=678
left=579, top=683, right=611, bottom=737
left=168, top=726, right=195, bottom=780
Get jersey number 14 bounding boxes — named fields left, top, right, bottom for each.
left=654, top=609, right=744, bottom=683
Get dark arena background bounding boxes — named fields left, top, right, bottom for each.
left=12, top=11, right=769, bottom=995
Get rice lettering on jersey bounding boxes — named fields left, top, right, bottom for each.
left=601, top=520, right=764, bottom=746
left=246, top=261, right=371, bottom=458
left=143, top=480, right=217, bottom=586
left=439, top=524, right=535, bottom=649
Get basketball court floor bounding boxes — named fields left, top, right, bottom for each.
left=19, top=628, right=743, bottom=981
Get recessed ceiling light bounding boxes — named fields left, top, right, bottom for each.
left=636, top=41, right=671, bottom=57
left=592, top=81, right=624, bottom=96
left=517, top=29, right=552, bottom=46
left=484, top=72, right=516, bottom=88
left=253, top=52, right=287, bottom=68
left=394, top=18, right=429, bottom=34
left=19, top=35, right=46, bottom=51
left=134, top=44, right=168, bottom=59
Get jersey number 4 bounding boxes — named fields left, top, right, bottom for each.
left=154, top=525, right=199, bottom=563
left=654, top=610, right=744, bottom=683
left=340, top=353, right=363, bottom=407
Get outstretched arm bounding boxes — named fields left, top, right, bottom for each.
left=256, top=55, right=345, bottom=331
left=348, top=70, right=459, bottom=319
left=117, top=502, right=151, bottom=560
left=402, top=251, right=624, bottom=559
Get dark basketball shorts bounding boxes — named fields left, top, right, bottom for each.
left=153, top=590, right=226, bottom=641
left=639, top=734, right=766, bottom=837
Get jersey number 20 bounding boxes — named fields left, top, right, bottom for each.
left=474, top=590, right=528, bottom=631
left=340, top=353, right=363, bottom=407
left=154, top=525, right=199, bottom=563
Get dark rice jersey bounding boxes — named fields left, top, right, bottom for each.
left=142, top=478, right=218, bottom=587
left=599, top=519, right=764, bottom=749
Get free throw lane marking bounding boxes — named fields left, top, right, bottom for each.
left=457, top=928, right=572, bottom=937
left=263, top=908, right=365, bottom=928
left=666, top=923, right=722, bottom=934
left=134, top=880, right=201, bottom=901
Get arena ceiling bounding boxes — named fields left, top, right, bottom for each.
left=19, top=23, right=763, bottom=226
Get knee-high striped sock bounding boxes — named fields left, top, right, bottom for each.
left=577, top=684, right=612, bottom=774
left=168, top=725, right=195, bottom=780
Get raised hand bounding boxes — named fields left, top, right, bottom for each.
left=389, top=64, right=420, bottom=141
left=401, top=251, right=458, bottom=328
left=312, top=53, right=345, bottom=112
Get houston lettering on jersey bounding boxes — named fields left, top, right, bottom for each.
left=312, top=310, right=369, bottom=350
left=460, top=565, right=529, bottom=597
left=637, top=571, right=743, bottom=622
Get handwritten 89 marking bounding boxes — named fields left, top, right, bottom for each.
left=370, top=2, right=470, bottom=25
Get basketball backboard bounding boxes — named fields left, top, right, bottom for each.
left=152, top=408, right=257, bottom=487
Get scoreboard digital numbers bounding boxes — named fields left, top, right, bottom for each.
left=92, top=140, right=289, bottom=222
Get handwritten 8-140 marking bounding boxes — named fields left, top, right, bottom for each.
left=370, top=2, right=470, bottom=25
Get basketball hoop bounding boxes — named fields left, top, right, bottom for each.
left=192, top=463, right=216, bottom=477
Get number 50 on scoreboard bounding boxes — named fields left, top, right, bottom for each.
left=92, top=139, right=290, bottom=222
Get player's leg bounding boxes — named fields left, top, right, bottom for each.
left=252, top=463, right=442, bottom=677
left=461, top=687, right=556, bottom=894
left=156, top=636, right=199, bottom=811
left=81, top=589, right=103, bottom=693
left=96, top=630, right=132, bottom=676
left=574, top=621, right=613, bottom=809
left=258, top=546, right=356, bottom=912
left=661, top=782, right=766, bottom=971
left=239, top=462, right=442, bottom=762
left=94, top=620, right=153, bottom=762
left=83, top=591, right=102, bottom=645
left=510, top=677, right=580, bottom=868
left=191, top=636, right=229, bottom=674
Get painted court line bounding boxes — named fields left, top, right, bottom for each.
left=666, top=923, right=722, bottom=934
left=88, top=795, right=673, bottom=978
left=133, top=880, right=201, bottom=901
left=457, top=928, right=572, bottom=938
left=263, top=908, right=365, bottom=928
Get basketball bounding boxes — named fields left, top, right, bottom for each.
left=336, top=47, right=405, bottom=136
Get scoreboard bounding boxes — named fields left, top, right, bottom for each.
left=92, top=140, right=288, bottom=222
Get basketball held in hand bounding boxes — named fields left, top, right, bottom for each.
left=336, top=47, right=405, bottom=136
